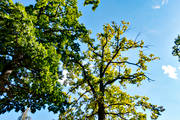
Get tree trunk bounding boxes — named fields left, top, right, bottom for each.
left=22, top=108, right=30, bottom=120
left=98, top=101, right=105, bottom=120
left=98, top=81, right=105, bottom=120
left=0, top=64, right=14, bottom=92
left=0, top=69, right=13, bottom=81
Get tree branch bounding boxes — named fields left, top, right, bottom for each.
left=75, top=60, right=96, bottom=97
left=111, top=61, right=141, bottom=68
left=71, top=89, right=91, bottom=108
left=102, top=42, right=122, bottom=77
left=88, top=42, right=102, bottom=57
left=104, top=73, right=152, bottom=87
left=107, top=103, right=131, bottom=107
left=86, top=111, right=98, bottom=119
left=105, top=112, right=128, bottom=120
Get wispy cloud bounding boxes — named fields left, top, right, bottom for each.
left=162, top=65, right=178, bottom=79
left=152, top=0, right=168, bottom=9
left=152, top=5, right=161, bottom=9
left=161, top=0, right=168, bottom=5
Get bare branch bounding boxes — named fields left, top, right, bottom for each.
left=75, top=60, right=96, bottom=97
left=102, top=42, right=122, bottom=77
left=134, top=32, right=141, bottom=42
left=99, top=35, right=108, bottom=78
left=71, top=89, right=91, bottom=108
left=86, top=111, right=98, bottom=119
left=111, top=61, right=141, bottom=68
left=88, top=42, right=102, bottom=57
left=107, top=103, right=131, bottom=107
left=105, top=112, right=128, bottom=120
left=67, top=81, right=85, bottom=95
left=104, top=73, right=152, bottom=87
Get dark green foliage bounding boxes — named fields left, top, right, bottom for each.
left=84, top=0, right=100, bottom=11
left=172, top=35, right=180, bottom=61
left=0, top=0, right=87, bottom=114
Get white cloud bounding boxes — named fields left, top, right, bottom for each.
left=162, top=65, right=178, bottom=79
left=152, top=0, right=168, bottom=9
left=161, top=0, right=168, bottom=5
left=152, top=5, right=161, bottom=9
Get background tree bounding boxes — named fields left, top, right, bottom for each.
left=17, top=108, right=31, bottom=120
left=172, top=36, right=180, bottom=61
left=0, top=0, right=88, bottom=114
left=60, top=21, right=165, bottom=120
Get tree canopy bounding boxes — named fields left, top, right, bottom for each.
left=59, top=22, right=165, bottom=120
left=0, top=0, right=165, bottom=119
left=172, top=36, right=180, bottom=61
left=0, top=0, right=88, bottom=114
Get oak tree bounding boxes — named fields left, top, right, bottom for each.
left=60, top=22, right=165, bottom=120
left=0, top=0, right=88, bottom=114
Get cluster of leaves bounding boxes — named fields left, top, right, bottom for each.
left=0, top=0, right=88, bottom=114
left=59, top=22, right=164, bottom=119
left=84, top=0, right=100, bottom=11
left=172, top=35, right=180, bottom=61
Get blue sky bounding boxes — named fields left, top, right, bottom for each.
left=1, top=0, right=180, bottom=120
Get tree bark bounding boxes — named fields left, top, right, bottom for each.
left=98, top=81, right=105, bottom=120
left=0, top=63, right=14, bottom=92
left=0, top=69, right=13, bottom=81
left=22, top=108, right=30, bottom=120
left=98, top=101, right=105, bottom=120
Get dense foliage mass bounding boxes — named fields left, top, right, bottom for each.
left=172, top=36, right=180, bottom=61
left=60, top=22, right=164, bottom=120
left=0, top=0, right=88, bottom=114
